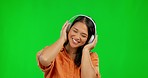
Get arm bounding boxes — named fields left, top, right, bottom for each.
left=81, top=35, right=100, bottom=78
left=37, top=21, right=70, bottom=67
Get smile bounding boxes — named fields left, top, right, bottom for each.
left=72, top=38, right=80, bottom=44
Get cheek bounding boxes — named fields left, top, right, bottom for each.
left=67, top=33, right=70, bottom=40
left=68, top=31, right=73, bottom=40
left=81, top=38, right=88, bottom=44
left=68, top=30, right=75, bottom=37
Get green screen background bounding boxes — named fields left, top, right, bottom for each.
left=0, top=0, right=148, bottom=78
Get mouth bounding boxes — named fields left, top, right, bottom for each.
left=72, top=38, right=80, bottom=44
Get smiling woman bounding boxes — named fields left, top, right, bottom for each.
left=36, top=15, right=100, bottom=78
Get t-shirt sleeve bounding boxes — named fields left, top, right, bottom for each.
left=36, top=46, right=55, bottom=72
left=90, top=52, right=101, bottom=78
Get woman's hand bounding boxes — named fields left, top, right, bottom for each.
left=83, top=35, right=98, bottom=52
left=60, top=21, right=71, bottom=42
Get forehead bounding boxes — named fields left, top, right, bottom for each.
left=72, top=22, right=88, bottom=34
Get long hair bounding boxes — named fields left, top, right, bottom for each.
left=64, top=16, right=96, bottom=67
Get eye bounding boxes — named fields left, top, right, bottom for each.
left=73, top=29, right=77, bottom=33
left=81, top=34, right=87, bottom=38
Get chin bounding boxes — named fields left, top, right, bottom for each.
left=69, top=42, right=79, bottom=48
left=69, top=41, right=84, bottom=49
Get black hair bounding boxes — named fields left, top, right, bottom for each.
left=64, top=16, right=96, bottom=67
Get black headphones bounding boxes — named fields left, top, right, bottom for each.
left=66, top=14, right=97, bottom=43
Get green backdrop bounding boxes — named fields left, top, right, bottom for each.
left=0, top=0, right=148, bottom=78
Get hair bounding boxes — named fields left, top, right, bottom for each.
left=64, top=16, right=96, bottom=67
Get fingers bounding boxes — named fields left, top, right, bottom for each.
left=60, top=21, right=71, bottom=41
left=61, top=21, right=70, bottom=35
left=61, top=21, right=67, bottom=31
left=95, top=35, right=98, bottom=44
left=92, top=35, right=98, bottom=47
left=62, top=21, right=70, bottom=31
left=83, top=35, right=98, bottom=51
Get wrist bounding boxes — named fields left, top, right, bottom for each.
left=82, top=49, right=90, bottom=53
left=59, top=37, right=66, bottom=44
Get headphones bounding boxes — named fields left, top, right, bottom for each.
left=66, top=14, right=97, bottom=44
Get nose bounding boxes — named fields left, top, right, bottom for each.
left=74, top=34, right=81, bottom=42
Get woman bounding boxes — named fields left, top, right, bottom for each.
left=36, top=15, right=100, bottom=78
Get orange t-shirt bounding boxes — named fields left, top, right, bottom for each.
left=37, top=46, right=100, bottom=78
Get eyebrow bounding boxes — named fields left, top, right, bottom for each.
left=73, top=27, right=88, bottom=36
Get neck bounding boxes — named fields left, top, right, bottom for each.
left=65, top=43, right=77, bottom=60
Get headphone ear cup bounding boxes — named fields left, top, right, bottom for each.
left=88, top=35, right=95, bottom=43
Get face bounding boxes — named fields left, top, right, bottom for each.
left=68, top=22, right=88, bottom=48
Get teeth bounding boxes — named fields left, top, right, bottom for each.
left=72, top=38, right=78, bottom=44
